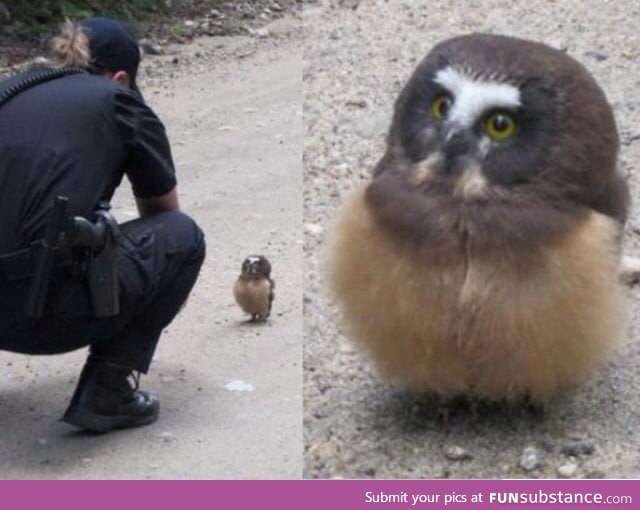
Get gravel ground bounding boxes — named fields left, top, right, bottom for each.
left=303, top=0, right=640, bottom=479
left=0, top=16, right=302, bottom=480
left=0, top=1, right=302, bottom=71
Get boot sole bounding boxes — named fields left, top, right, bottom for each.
left=62, top=405, right=159, bottom=433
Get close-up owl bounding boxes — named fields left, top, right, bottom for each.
left=234, top=255, right=275, bottom=322
left=328, top=33, right=630, bottom=403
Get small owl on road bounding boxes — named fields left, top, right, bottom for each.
left=234, top=255, right=275, bottom=322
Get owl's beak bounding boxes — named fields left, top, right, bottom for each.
left=443, top=127, right=477, bottom=166
left=440, top=126, right=488, bottom=196
left=435, top=123, right=479, bottom=174
left=411, top=126, right=484, bottom=190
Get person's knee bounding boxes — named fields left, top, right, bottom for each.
left=159, top=211, right=206, bottom=268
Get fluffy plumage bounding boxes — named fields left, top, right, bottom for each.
left=233, top=255, right=274, bottom=322
left=327, top=34, right=629, bottom=402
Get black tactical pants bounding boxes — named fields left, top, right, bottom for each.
left=0, top=211, right=205, bottom=372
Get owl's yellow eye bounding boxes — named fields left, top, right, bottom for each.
left=484, top=111, right=517, bottom=141
left=431, top=93, right=452, bottom=120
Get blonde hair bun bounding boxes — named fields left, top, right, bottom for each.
left=50, top=19, right=91, bottom=69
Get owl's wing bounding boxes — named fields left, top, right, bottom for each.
left=590, top=173, right=630, bottom=226
left=267, top=278, right=275, bottom=313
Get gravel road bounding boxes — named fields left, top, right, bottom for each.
left=303, top=0, right=640, bottom=479
left=0, top=15, right=302, bottom=480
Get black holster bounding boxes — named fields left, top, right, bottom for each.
left=24, top=197, right=121, bottom=319
left=69, top=202, right=121, bottom=318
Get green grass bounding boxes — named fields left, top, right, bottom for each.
left=4, top=0, right=168, bottom=25
left=170, top=21, right=185, bottom=37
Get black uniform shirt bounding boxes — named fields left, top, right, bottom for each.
left=0, top=68, right=176, bottom=253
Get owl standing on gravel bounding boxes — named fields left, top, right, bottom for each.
left=328, top=34, right=629, bottom=402
left=234, top=255, right=275, bottom=322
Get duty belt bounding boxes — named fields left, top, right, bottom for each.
left=0, top=197, right=121, bottom=320
left=0, top=244, right=72, bottom=282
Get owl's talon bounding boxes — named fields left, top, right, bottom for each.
left=468, top=398, right=480, bottom=422
left=437, top=407, right=450, bottom=427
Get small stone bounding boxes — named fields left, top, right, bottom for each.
left=549, top=40, right=569, bottom=52
left=140, top=41, right=165, bottom=56
left=37, top=438, right=47, bottom=446
left=586, top=470, right=606, bottom=479
left=225, top=380, right=254, bottom=392
left=305, top=223, right=324, bottom=236
left=584, top=50, right=608, bottom=62
left=308, top=439, right=339, bottom=460
left=520, top=446, right=545, bottom=471
left=621, top=130, right=640, bottom=146
left=250, top=28, right=270, bottom=38
left=157, top=431, right=177, bottom=443
left=557, top=462, right=578, bottom=478
left=560, top=438, right=595, bottom=457
left=445, top=445, right=472, bottom=461
left=184, top=20, right=196, bottom=28
left=171, top=57, right=179, bottom=65
left=346, top=99, right=368, bottom=108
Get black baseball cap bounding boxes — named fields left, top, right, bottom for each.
left=79, top=17, right=143, bottom=98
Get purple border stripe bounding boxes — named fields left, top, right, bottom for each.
left=2, top=479, right=639, bottom=510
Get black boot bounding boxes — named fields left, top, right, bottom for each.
left=62, top=355, right=159, bottom=433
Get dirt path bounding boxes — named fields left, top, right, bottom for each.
left=303, top=0, right=640, bottom=479
left=0, top=16, right=302, bottom=480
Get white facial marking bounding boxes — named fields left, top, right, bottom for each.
left=434, top=67, right=521, bottom=128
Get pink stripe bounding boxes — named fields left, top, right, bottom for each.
left=2, top=480, right=638, bottom=510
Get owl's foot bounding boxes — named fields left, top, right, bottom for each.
left=521, top=395, right=546, bottom=418
left=248, top=313, right=269, bottom=323
left=408, top=395, right=461, bottom=429
left=430, top=395, right=496, bottom=427
left=436, top=401, right=452, bottom=427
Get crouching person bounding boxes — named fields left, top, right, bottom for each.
left=0, top=18, right=205, bottom=432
